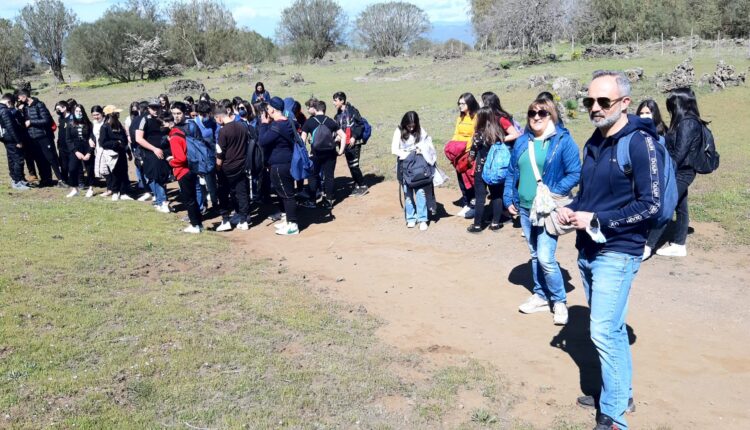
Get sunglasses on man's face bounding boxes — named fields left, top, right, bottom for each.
left=527, top=109, right=550, bottom=119
left=582, top=97, right=625, bottom=110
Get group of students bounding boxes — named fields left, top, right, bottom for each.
left=391, top=74, right=713, bottom=430
left=0, top=82, right=373, bottom=236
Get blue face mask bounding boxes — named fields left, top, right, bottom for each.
left=238, top=108, right=247, bottom=118
left=74, top=113, right=83, bottom=120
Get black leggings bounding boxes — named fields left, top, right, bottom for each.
left=270, top=163, right=298, bottom=224
left=647, top=171, right=695, bottom=247
left=178, top=172, right=202, bottom=227
left=308, top=154, right=337, bottom=201
left=473, top=169, right=504, bottom=225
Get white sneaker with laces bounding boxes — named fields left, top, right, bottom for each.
left=274, top=221, right=288, bottom=230
left=66, top=188, right=79, bottom=198
left=518, top=294, right=550, bottom=314
left=419, top=222, right=428, bottom=231
left=656, top=242, right=687, bottom=257
left=406, top=221, right=416, bottom=228
left=642, top=245, right=652, bottom=261
left=237, top=222, right=249, bottom=231
left=457, top=205, right=471, bottom=217
left=111, top=193, right=120, bottom=201
left=183, top=225, right=202, bottom=234
left=553, top=302, right=569, bottom=325
left=137, top=192, right=152, bottom=202
left=85, top=187, right=94, bottom=198
left=275, top=222, right=299, bottom=236
left=216, top=221, right=232, bottom=232
left=155, top=202, right=170, bottom=213
left=119, top=194, right=133, bottom=201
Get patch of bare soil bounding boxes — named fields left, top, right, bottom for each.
left=228, top=174, right=750, bottom=429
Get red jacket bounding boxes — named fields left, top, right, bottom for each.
left=168, top=127, right=190, bottom=180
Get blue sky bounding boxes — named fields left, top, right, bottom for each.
left=0, top=0, right=474, bottom=43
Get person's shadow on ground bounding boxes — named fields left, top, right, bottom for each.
left=508, top=261, right=576, bottom=295
left=550, top=305, right=637, bottom=400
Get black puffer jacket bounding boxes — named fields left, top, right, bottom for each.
left=666, top=116, right=702, bottom=173
left=25, top=98, right=54, bottom=140
left=0, top=104, right=23, bottom=144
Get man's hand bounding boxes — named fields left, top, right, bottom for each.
left=568, top=211, right=594, bottom=230
left=24, top=120, right=30, bottom=128
left=153, top=148, right=164, bottom=159
left=556, top=207, right=574, bottom=225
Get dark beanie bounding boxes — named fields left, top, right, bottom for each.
left=269, top=97, right=284, bottom=111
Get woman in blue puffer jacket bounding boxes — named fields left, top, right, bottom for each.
left=503, top=97, right=581, bottom=326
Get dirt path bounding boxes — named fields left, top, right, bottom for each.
left=228, top=178, right=750, bottom=429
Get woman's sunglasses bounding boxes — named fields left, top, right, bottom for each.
left=527, top=109, right=550, bottom=119
left=582, top=97, right=625, bottom=110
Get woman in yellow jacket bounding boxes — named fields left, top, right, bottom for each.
left=448, top=92, right=479, bottom=218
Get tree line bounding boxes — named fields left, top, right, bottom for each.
left=471, top=0, right=750, bottom=54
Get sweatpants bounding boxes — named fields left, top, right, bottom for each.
left=217, top=170, right=249, bottom=223
left=4, top=142, right=25, bottom=183
left=345, top=144, right=364, bottom=186
left=57, top=141, right=70, bottom=183
left=36, top=137, right=64, bottom=183
left=68, top=156, right=96, bottom=188
left=178, top=172, right=202, bottom=227
left=308, top=154, right=337, bottom=201
left=270, top=163, right=298, bottom=224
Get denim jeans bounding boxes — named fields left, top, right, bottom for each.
left=148, top=179, right=167, bottom=206
left=195, top=172, right=218, bottom=212
left=519, top=207, right=566, bottom=303
left=578, top=250, right=641, bottom=430
left=403, top=184, right=427, bottom=223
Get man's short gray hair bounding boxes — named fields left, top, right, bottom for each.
left=591, top=70, right=631, bottom=97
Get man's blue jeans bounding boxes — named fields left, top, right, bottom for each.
left=519, top=207, right=566, bottom=303
left=403, top=184, right=427, bottom=223
left=578, top=250, right=641, bottom=430
left=148, top=179, right=167, bottom=206
left=195, top=172, right=218, bottom=212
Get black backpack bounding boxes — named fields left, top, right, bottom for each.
left=311, top=117, right=336, bottom=153
left=401, top=151, right=433, bottom=188
left=244, top=125, right=264, bottom=177
left=691, top=120, right=720, bottom=174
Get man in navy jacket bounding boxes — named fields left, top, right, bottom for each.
left=558, top=70, right=662, bottom=430
left=1, top=93, right=30, bottom=190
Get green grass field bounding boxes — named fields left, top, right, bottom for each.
left=1, top=42, right=748, bottom=427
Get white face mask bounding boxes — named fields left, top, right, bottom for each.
left=639, top=113, right=653, bottom=120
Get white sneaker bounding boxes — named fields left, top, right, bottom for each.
left=66, top=188, right=79, bottom=198
left=419, top=222, right=428, bottom=231
left=553, top=302, right=569, bottom=325
left=518, top=294, right=550, bottom=314
left=155, top=202, right=170, bottom=213
left=85, top=187, right=94, bottom=198
left=457, top=205, right=471, bottom=217
left=119, top=194, right=133, bottom=201
left=656, top=242, right=687, bottom=257
left=406, top=221, right=416, bottom=228
left=183, top=225, right=202, bottom=234
left=275, top=222, right=299, bottom=236
left=237, top=222, right=249, bottom=231
left=642, top=245, right=652, bottom=261
left=274, top=221, right=288, bottom=230
left=137, top=192, right=152, bottom=202
left=111, top=193, right=120, bottom=201
left=100, top=190, right=113, bottom=197
left=216, top=221, right=232, bottom=232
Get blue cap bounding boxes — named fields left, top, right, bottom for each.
left=269, top=97, right=285, bottom=111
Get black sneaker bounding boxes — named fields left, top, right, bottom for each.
left=466, top=224, right=483, bottom=234
left=320, top=199, right=333, bottom=210
left=577, top=395, right=635, bottom=414
left=489, top=223, right=503, bottom=231
left=299, top=200, right=317, bottom=209
left=593, top=414, right=619, bottom=430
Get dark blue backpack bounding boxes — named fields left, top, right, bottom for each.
left=289, top=119, right=313, bottom=181
left=185, top=121, right=214, bottom=174
left=616, top=131, right=677, bottom=228
left=361, top=117, right=372, bottom=144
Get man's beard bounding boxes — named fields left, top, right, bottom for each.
left=590, top=109, right=622, bottom=129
